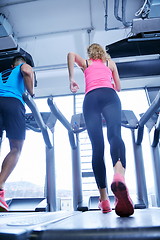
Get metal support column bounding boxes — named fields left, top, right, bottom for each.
left=72, top=134, right=83, bottom=210
left=131, top=129, right=148, bottom=208
left=150, top=113, right=160, bottom=206
left=46, top=145, right=57, bottom=211
left=152, top=144, right=160, bottom=206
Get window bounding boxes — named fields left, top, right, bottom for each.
left=1, top=96, right=74, bottom=210
left=0, top=90, right=156, bottom=208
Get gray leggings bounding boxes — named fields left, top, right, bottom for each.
left=83, top=87, right=126, bottom=189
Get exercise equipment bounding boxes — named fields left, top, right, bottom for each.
left=71, top=109, right=149, bottom=210
left=30, top=208, right=160, bottom=240
left=142, top=89, right=160, bottom=207
left=0, top=93, right=160, bottom=240
left=6, top=93, right=57, bottom=212
left=0, top=211, right=79, bottom=240
left=46, top=97, right=143, bottom=210
left=48, top=91, right=160, bottom=211
left=22, top=93, right=57, bottom=212
left=47, top=97, right=82, bottom=211
left=0, top=94, right=82, bottom=239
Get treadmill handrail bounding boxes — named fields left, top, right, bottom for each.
left=26, top=123, right=41, bottom=132
left=47, top=97, right=77, bottom=149
left=137, top=91, right=160, bottom=145
left=152, top=113, right=160, bottom=147
left=139, top=91, right=160, bottom=127
left=156, top=113, right=160, bottom=131
left=71, top=110, right=138, bottom=133
left=23, top=92, right=52, bottom=149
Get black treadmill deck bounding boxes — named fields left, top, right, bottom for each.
left=32, top=208, right=160, bottom=240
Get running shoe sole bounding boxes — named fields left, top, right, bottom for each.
left=99, top=207, right=112, bottom=214
left=0, top=201, right=9, bottom=212
left=111, top=181, right=134, bottom=217
left=98, top=200, right=112, bottom=214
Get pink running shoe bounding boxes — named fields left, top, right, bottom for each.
left=0, top=189, right=9, bottom=212
left=111, top=173, right=134, bottom=217
left=98, top=199, right=112, bottom=213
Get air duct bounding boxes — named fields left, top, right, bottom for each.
left=132, top=17, right=160, bottom=34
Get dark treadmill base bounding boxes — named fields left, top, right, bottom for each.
left=32, top=208, right=160, bottom=240
left=0, top=211, right=78, bottom=240
left=7, top=197, right=46, bottom=212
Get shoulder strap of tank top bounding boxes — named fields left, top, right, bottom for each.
left=86, top=60, right=89, bottom=68
left=106, top=60, right=108, bottom=66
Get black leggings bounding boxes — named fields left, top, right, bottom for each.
left=83, top=88, right=126, bottom=189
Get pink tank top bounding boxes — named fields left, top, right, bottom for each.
left=84, top=59, right=114, bottom=94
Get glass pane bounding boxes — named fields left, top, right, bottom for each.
left=117, top=90, right=155, bottom=205
left=53, top=96, right=73, bottom=210
left=1, top=90, right=155, bottom=209
left=1, top=96, right=74, bottom=210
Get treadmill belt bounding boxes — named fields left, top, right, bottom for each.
left=0, top=211, right=78, bottom=240
left=31, top=208, right=160, bottom=240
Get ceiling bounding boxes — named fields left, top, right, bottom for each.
left=0, top=0, right=160, bottom=97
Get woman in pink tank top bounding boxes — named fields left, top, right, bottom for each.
left=67, top=43, right=134, bottom=217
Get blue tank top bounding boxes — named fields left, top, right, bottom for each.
left=0, top=64, right=26, bottom=104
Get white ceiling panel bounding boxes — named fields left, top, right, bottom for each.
left=0, top=0, right=92, bottom=38
left=0, top=0, right=160, bottom=97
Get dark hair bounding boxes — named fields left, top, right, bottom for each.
left=12, top=55, right=26, bottom=66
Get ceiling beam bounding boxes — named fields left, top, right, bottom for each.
left=0, top=0, right=38, bottom=8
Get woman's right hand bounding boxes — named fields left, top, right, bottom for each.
left=70, top=80, right=79, bottom=93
